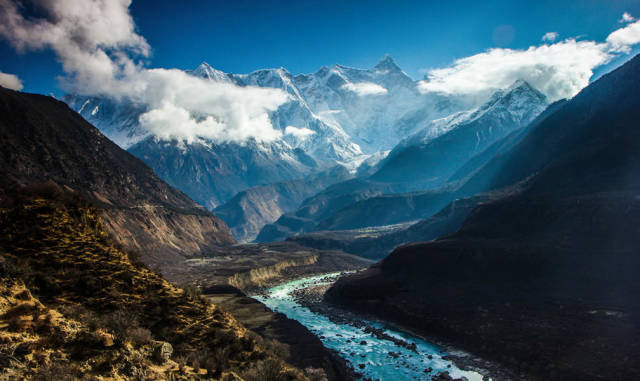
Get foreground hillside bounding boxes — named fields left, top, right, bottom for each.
left=0, top=188, right=315, bottom=380
left=327, top=55, right=640, bottom=380
left=0, top=87, right=235, bottom=268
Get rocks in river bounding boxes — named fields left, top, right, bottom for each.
left=433, top=373, right=469, bottom=381
left=362, top=325, right=418, bottom=352
left=428, top=354, right=433, bottom=359
left=388, top=351, right=400, bottom=358
left=358, top=363, right=366, bottom=369
left=359, top=340, right=367, bottom=345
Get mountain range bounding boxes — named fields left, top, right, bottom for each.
left=258, top=79, right=549, bottom=241
left=63, top=56, right=478, bottom=240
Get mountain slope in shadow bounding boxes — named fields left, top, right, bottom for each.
left=327, top=54, right=640, bottom=380
left=0, top=87, right=235, bottom=267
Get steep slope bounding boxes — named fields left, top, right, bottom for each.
left=372, top=80, right=548, bottom=185
left=0, top=87, right=235, bottom=267
left=327, top=54, right=640, bottom=380
left=0, top=190, right=306, bottom=380
left=215, top=166, right=351, bottom=242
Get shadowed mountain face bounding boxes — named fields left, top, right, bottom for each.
left=257, top=82, right=548, bottom=241
left=327, top=54, right=640, bottom=380
left=371, top=80, right=547, bottom=185
left=0, top=87, right=235, bottom=266
left=128, top=136, right=318, bottom=210
left=215, top=165, right=352, bottom=242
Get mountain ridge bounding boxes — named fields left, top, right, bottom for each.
left=0, top=86, right=235, bottom=267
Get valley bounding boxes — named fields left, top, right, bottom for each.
left=2, top=2, right=640, bottom=379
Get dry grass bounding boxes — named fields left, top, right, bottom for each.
left=0, top=192, right=307, bottom=380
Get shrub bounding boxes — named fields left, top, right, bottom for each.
left=241, top=358, right=287, bottom=381
left=304, top=367, right=328, bottom=381
left=101, top=310, right=139, bottom=342
left=34, top=361, right=77, bottom=381
left=127, top=327, right=152, bottom=346
left=265, top=339, right=290, bottom=360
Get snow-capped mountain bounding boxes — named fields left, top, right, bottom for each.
left=63, top=57, right=533, bottom=218
left=399, top=79, right=548, bottom=148
left=64, top=95, right=149, bottom=148
left=372, top=79, right=549, bottom=185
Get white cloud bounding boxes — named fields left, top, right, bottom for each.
left=136, top=70, right=288, bottom=143
left=0, top=0, right=290, bottom=144
left=0, top=71, right=23, bottom=90
left=418, top=19, right=640, bottom=101
left=619, top=12, right=636, bottom=23
left=342, top=82, right=388, bottom=96
left=285, top=126, right=316, bottom=138
left=606, top=17, right=640, bottom=52
left=542, top=32, right=558, bottom=42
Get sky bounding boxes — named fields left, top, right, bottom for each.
left=0, top=0, right=639, bottom=145
left=1, top=0, right=639, bottom=96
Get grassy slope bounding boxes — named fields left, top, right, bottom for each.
left=0, top=189, right=313, bottom=380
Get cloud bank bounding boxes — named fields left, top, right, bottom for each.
left=342, top=82, right=388, bottom=96
left=0, top=0, right=289, bottom=144
left=419, top=15, right=640, bottom=101
left=0, top=71, right=23, bottom=90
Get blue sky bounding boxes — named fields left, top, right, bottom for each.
left=0, top=0, right=639, bottom=96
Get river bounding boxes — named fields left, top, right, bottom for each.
left=252, top=272, right=485, bottom=381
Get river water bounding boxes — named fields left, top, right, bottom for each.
left=252, top=273, right=484, bottom=381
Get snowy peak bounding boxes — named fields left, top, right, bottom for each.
left=190, top=62, right=232, bottom=82
left=479, top=80, right=548, bottom=123
left=398, top=80, right=548, bottom=149
left=374, top=54, right=402, bottom=72
left=506, top=80, right=546, bottom=101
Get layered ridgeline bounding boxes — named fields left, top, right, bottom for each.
left=64, top=56, right=469, bottom=239
left=214, top=166, right=351, bottom=241
left=0, top=87, right=234, bottom=267
left=258, top=80, right=548, bottom=242
left=327, top=54, right=640, bottom=379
